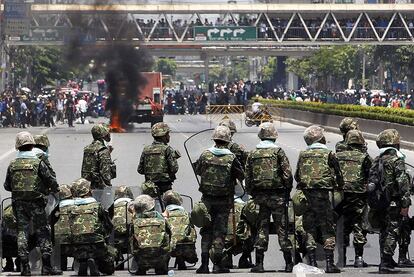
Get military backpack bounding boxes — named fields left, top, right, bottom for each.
left=166, top=208, right=196, bottom=250
left=133, top=212, right=170, bottom=254
left=9, top=158, right=43, bottom=199
left=113, top=199, right=133, bottom=236
left=81, top=141, right=106, bottom=186
left=297, top=149, right=334, bottom=189
left=55, top=200, right=75, bottom=245
left=248, top=148, right=283, bottom=191
left=142, top=144, right=170, bottom=182
left=71, top=201, right=105, bottom=244
left=367, top=156, right=393, bottom=210
left=336, top=150, right=367, bottom=193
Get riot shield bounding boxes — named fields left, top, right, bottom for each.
left=92, top=187, right=115, bottom=213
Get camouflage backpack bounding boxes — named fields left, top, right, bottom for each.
left=2, top=205, right=17, bottom=236
left=297, top=149, right=334, bottom=189
left=133, top=211, right=170, bottom=253
left=81, top=141, right=105, bottom=185
left=199, top=151, right=235, bottom=197
left=70, top=201, right=105, bottom=244
left=9, top=158, right=43, bottom=199
left=166, top=208, right=196, bottom=250
left=248, top=148, right=283, bottom=191
left=113, top=199, right=133, bottom=236
left=55, top=200, right=75, bottom=245
left=336, top=150, right=367, bottom=193
left=142, top=144, right=170, bottom=182
left=225, top=200, right=244, bottom=244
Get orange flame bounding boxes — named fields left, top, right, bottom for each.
left=110, top=111, right=125, bottom=133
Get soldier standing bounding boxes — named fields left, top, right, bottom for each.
left=138, top=123, right=180, bottom=197
left=33, top=134, right=56, bottom=177
left=3, top=131, right=62, bottom=276
left=245, top=122, right=294, bottom=273
left=295, top=125, right=343, bottom=273
left=82, top=124, right=116, bottom=189
left=336, top=117, right=360, bottom=153
left=369, top=129, right=411, bottom=273
left=218, top=119, right=248, bottom=166
left=336, top=130, right=372, bottom=267
left=194, top=126, right=244, bottom=274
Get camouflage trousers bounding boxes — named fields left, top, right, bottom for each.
left=340, top=193, right=368, bottom=247
left=200, top=196, right=232, bottom=264
left=12, top=199, right=52, bottom=258
left=398, top=217, right=411, bottom=250
left=134, top=248, right=170, bottom=270
left=73, top=242, right=115, bottom=275
left=379, top=206, right=402, bottom=256
left=172, top=243, right=198, bottom=264
left=302, top=190, right=336, bottom=251
left=294, top=216, right=307, bottom=255
left=252, top=193, right=292, bottom=252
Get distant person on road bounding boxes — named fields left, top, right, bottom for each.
left=78, top=96, right=88, bottom=124
left=65, top=95, right=75, bottom=127
left=251, top=98, right=263, bottom=113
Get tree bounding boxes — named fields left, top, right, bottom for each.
left=156, top=58, right=177, bottom=76
left=261, top=57, right=277, bottom=81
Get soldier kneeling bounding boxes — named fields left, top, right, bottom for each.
left=131, top=195, right=171, bottom=275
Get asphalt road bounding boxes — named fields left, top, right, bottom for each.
left=0, top=114, right=413, bottom=276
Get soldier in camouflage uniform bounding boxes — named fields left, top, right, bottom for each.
left=138, top=123, right=181, bottom=198
left=131, top=194, right=171, bottom=275
left=218, top=119, right=248, bottom=166
left=70, top=178, right=115, bottom=276
left=81, top=124, right=116, bottom=189
left=194, top=126, right=244, bottom=274
left=336, top=117, right=360, bottom=153
left=369, top=129, right=411, bottom=273
left=3, top=131, right=62, bottom=276
left=33, top=134, right=56, bottom=178
left=295, top=125, right=344, bottom=273
left=336, top=130, right=372, bottom=267
left=162, top=190, right=198, bottom=270
left=398, top=216, right=414, bottom=267
left=112, top=186, right=134, bottom=270
left=245, top=122, right=294, bottom=273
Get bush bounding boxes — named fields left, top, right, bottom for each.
left=260, top=100, right=414, bottom=126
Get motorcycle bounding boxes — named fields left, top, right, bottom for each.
left=245, top=109, right=272, bottom=127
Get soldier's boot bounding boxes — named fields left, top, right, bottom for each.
left=238, top=252, right=254, bottom=269
left=134, top=267, right=147, bottom=276
left=87, top=259, right=100, bottom=276
left=196, top=253, right=210, bottom=274
left=60, top=256, right=68, bottom=271
left=379, top=254, right=395, bottom=273
left=16, top=257, right=22, bottom=272
left=20, top=257, right=31, bottom=276
left=4, top=257, right=15, bottom=272
left=176, top=256, right=187, bottom=270
left=41, top=254, right=62, bottom=276
left=212, top=256, right=230, bottom=274
left=343, top=246, right=347, bottom=267
left=250, top=249, right=265, bottom=273
left=78, top=260, right=88, bottom=276
left=154, top=262, right=168, bottom=275
left=325, top=250, right=341, bottom=274
left=283, top=251, right=294, bottom=273
left=294, top=251, right=303, bottom=264
left=398, top=247, right=414, bottom=268
left=221, top=252, right=233, bottom=269
left=307, top=250, right=318, bottom=267
left=354, top=245, right=368, bottom=268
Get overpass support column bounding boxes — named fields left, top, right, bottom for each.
left=287, top=71, right=298, bottom=91
left=204, top=56, right=210, bottom=89
left=0, top=46, right=6, bottom=91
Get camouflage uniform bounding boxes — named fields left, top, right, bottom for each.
left=295, top=126, right=343, bottom=273
left=219, top=119, right=248, bottom=166
left=369, top=129, right=411, bottom=273
left=70, top=178, right=115, bottom=275
left=132, top=195, right=171, bottom=275
left=138, top=122, right=180, bottom=195
left=81, top=124, right=116, bottom=189
left=33, top=134, right=56, bottom=178
left=245, top=122, right=294, bottom=272
left=162, top=190, right=198, bottom=269
left=194, top=126, right=244, bottom=273
left=3, top=131, right=60, bottom=275
left=335, top=117, right=360, bottom=153
left=336, top=130, right=372, bottom=267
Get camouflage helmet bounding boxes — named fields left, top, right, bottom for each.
left=258, top=122, right=278, bottom=140
left=91, top=124, right=110, bottom=140
left=71, top=178, right=91, bottom=198
left=303, top=125, right=325, bottom=145
left=34, top=134, right=50, bottom=148
left=162, top=190, right=183, bottom=205
left=219, top=119, right=237, bottom=134
left=212, top=126, right=231, bottom=143
left=190, top=201, right=211, bottom=228
left=151, top=122, right=170, bottom=137
left=292, top=189, right=308, bottom=216
left=345, top=130, right=365, bottom=145
left=115, top=185, right=134, bottom=200
left=59, top=184, right=72, bottom=200
left=339, top=117, right=359, bottom=134
left=134, top=195, right=155, bottom=213
left=376, top=129, right=401, bottom=148
left=243, top=200, right=259, bottom=226
left=140, top=181, right=159, bottom=198
left=15, top=131, right=35, bottom=150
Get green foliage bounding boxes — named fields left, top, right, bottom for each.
left=260, top=99, right=414, bottom=126
left=156, top=58, right=177, bottom=76
left=261, top=57, right=277, bottom=81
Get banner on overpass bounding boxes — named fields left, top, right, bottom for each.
left=194, top=26, right=257, bottom=41
left=4, top=2, right=31, bottom=36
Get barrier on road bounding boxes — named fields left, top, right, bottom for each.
left=206, top=105, right=245, bottom=128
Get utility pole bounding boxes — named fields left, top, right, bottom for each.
left=0, top=0, right=5, bottom=91
left=362, top=50, right=366, bottom=90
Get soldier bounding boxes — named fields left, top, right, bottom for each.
left=245, top=122, right=294, bottom=273
left=70, top=178, right=115, bottom=276
left=131, top=194, right=171, bottom=275
left=33, top=134, right=56, bottom=177
left=162, top=190, right=198, bottom=270
left=218, top=119, right=248, bottom=166
left=3, top=131, right=62, bottom=276
left=138, top=122, right=180, bottom=197
left=295, top=125, right=343, bottom=273
left=194, top=125, right=244, bottom=274
left=336, top=117, right=360, bottom=153
left=398, top=216, right=414, bottom=267
left=368, top=129, right=411, bottom=273
left=112, top=186, right=134, bottom=270
left=2, top=203, right=21, bottom=272
left=81, top=124, right=116, bottom=189
left=336, top=130, right=372, bottom=267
